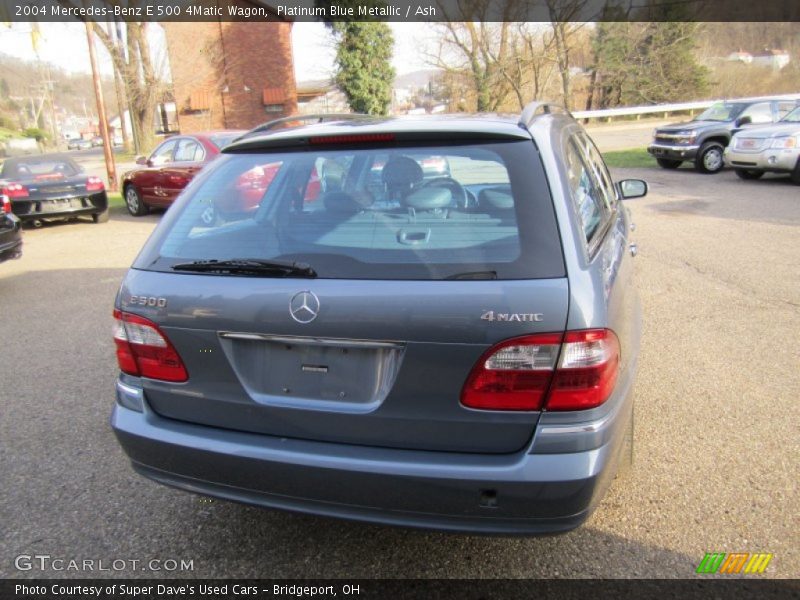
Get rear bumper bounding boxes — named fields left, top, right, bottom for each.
left=0, top=235, right=22, bottom=262
left=647, top=143, right=699, bottom=161
left=111, top=372, right=634, bottom=535
left=12, top=192, right=107, bottom=221
left=0, top=215, right=23, bottom=262
left=724, top=147, right=800, bottom=172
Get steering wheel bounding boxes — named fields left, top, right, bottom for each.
left=416, top=176, right=469, bottom=209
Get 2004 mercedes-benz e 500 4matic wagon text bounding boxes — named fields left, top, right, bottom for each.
left=110, top=105, right=645, bottom=534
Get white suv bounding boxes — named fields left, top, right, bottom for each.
left=725, top=106, right=800, bottom=184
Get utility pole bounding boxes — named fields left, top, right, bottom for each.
left=85, top=20, right=117, bottom=191
left=107, top=19, right=130, bottom=152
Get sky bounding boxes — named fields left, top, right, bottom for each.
left=0, top=21, right=437, bottom=82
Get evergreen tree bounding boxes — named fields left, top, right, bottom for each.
left=329, top=22, right=395, bottom=115
left=634, top=22, right=709, bottom=104
left=591, top=20, right=709, bottom=107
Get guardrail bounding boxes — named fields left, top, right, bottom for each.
left=572, top=93, right=800, bottom=122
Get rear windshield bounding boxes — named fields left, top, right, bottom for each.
left=135, top=140, right=565, bottom=280
left=694, top=102, right=746, bottom=122
left=209, top=134, right=242, bottom=149
left=2, top=157, right=80, bottom=181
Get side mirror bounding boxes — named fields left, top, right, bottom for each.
left=735, top=115, right=752, bottom=127
left=619, top=179, right=648, bottom=199
left=135, top=155, right=149, bottom=166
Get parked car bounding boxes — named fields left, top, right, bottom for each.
left=647, top=98, right=799, bottom=173
left=91, top=136, right=104, bottom=147
left=724, top=105, right=800, bottom=184
left=0, top=154, right=108, bottom=225
left=121, top=131, right=244, bottom=218
left=0, top=195, right=23, bottom=263
left=110, top=106, right=646, bottom=534
left=67, top=138, right=93, bottom=151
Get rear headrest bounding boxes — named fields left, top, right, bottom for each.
left=404, top=187, right=452, bottom=211
left=322, top=192, right=368, bottom=214
left=382, top=156, right=423, bottom=190
left=479, top=186, right=514, bottom=210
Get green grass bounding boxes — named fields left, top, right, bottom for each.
left=107, top=191, right=125, bottom=209
left=113, top=151, right=137, bottom=162
left=602, top=148, right=653, bottom=168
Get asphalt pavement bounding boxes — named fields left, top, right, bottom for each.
left=0, top=165, right=797, bottom=579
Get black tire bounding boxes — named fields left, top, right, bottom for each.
left=734, top=169, right=764, bottom=180
left=656, top=158, right=682, bottom=169
left=694, top=141, right=726, bottom=174
left=791, top=159, right=800, bottom=186
left=124, top=185, right=148, bottom=216
left=92, top=209, right=109, bottom=223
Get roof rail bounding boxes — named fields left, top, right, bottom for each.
left=518, top=102, right=571, bottom=129
left=244, top=113, right=367, bottom=136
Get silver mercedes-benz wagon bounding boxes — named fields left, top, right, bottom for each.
left=111, top=104, right=646, bottom=534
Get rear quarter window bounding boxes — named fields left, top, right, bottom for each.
left=564, top=139, right=609, bottom=244
left=136, top=139, right=565, bottom=280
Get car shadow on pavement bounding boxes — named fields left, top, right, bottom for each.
left=612, top=167, right=800, bottom=226
left=109, top=205, right=165, bottom=223
left=155, top=494, right=724, bottom=579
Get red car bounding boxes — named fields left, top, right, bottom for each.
left=121, top=131, right=244, bottom=217
left=226, top=161, right=321, bottom=215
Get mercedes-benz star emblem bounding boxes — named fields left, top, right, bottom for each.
left=289, top=291, right=320, bottom=324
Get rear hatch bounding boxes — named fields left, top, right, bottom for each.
left=119, top=127, right=567, bottom=454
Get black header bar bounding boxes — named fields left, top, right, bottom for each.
left=1, top=0, right=799, bottom=22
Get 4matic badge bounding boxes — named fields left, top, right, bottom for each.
left=480, top=311, right=543, bottom=323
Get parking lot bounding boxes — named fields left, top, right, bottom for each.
left=0, top=166, right=797, bottom=579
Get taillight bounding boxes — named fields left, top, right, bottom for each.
left=461, top=329, right=620, bottom=412
left=86, top=176, right=105, bottom=192
left=2, top=183, right=29, bottom=198
left=112, top=309, right=188, bottom=382
left=461, top=334, right=562, bottom=410
left=1, top=196, right=10, bottom=214
left=546, top=329, right=620, bottom=411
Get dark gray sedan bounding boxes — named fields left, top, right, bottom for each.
left=0, top=154, right=108, bottom=225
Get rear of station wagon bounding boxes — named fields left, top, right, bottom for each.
left=111, top=107, right=642, bottom=534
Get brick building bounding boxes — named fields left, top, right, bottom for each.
left=163, top=6, right=297, bottom=133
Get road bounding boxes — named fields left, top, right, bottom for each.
left=586, top=118, right=674, bottom=152
left=0, top=167, right=797, bottom=579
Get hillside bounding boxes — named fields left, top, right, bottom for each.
left=0, top=52, right=118, bottom=135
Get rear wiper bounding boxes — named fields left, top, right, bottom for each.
left=445, top=270, right=497, bottom=280
left=171, top=258, right=317, bottom=278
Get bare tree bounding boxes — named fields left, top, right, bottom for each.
left=90, top=20, right=160, bottom=153
left=426, top=0, right=525, bottom=112
left=545, top=0, right=589, bottom=111
left=57, top=1, right=166, bottom=152
left=428, top=21, right=512, bottom=112
left=517, top=24, right=559, bottom=106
